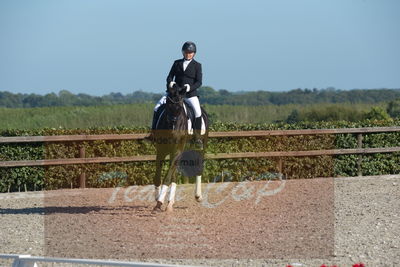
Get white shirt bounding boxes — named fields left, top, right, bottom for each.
left=183, top=59, right=192, bottom=71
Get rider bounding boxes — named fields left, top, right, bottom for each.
left=148, top=41, right=203, bottom=147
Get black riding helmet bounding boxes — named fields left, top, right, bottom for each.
left=182, top=41, right=196, bottom=53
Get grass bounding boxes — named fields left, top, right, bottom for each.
left=0, top=102, right=386, bottom=130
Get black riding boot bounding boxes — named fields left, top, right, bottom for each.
left=144, top=111, right=158, bottom=142
left=193, top=117, right=203, bottom=149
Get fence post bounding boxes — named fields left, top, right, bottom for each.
left=357, top=133, right=363, bottom=176
left=79, top=145, right=86, bottom=188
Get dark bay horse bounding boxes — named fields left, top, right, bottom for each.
left=152, top=84, right=209, bottom=212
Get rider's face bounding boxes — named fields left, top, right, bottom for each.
left=183, top=51, right=195, bottom=60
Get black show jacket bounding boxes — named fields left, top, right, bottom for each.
left=166, top=58, right=202, bottom=98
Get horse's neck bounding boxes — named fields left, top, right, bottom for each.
left=161, top=106, right=187, bottom=132
left=174, top=110, right=188, bottom=131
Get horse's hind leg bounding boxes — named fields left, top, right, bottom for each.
left=195, top=175, right=202, bottom=202
left=195, top=134, right=207, bottom=202
left=154, top=184, right=169, bottom=211
left=154, top=153, right=163, bottom=189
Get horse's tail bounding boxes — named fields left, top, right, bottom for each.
left=200, top=106, right=209, bottom=154
left=200, top=106, right=209, bottom=130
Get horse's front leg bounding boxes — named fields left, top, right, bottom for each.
left=164, top=151, right=179, bottom=212
left=165, top=142, right=186, bottom=212
left=194, top=148, right=203, bottom=202
left=195, top=175, right=202, bottom=202
left=153, top=151, right=167, bottom=211
left=192, top=135, right=206, bottom=202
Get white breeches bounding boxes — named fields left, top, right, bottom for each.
left=154, top=94, right=167, bottom=111
left=154, top=95, right=202, bottom=118
left=185, top=96, right=202, bottom=118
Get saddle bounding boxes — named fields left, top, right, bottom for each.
left=155, top=101, right=206, bottom=135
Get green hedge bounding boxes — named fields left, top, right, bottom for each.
left=1, top=120, right=399, bottom=193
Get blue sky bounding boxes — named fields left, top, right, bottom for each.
left=0, top=0, right=399, bottom=96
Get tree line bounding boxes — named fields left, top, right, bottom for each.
left=1, top=87, right=400, bottom=108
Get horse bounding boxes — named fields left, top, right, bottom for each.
left=152, top=84, right=209, bottom=212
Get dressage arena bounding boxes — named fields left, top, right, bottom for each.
left=0, top=175, right=399, bottom=267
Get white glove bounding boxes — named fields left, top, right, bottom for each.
left=184, top=84, right=190, bottom=92
left=169, top=81, right=176, bottom=89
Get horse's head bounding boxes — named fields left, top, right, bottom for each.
left=167, top=83, right=186, bottom=99
left=166, top=84, right=186, bottom=126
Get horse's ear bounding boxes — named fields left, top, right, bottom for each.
left=168, top=84, right=177, bottom=95
left=178, top=86, right=186, bottom=96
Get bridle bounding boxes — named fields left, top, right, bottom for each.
left=167, top=95, right=181, bottom=105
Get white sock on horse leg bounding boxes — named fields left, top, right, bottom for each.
left=195, top=176, right=202, bottom=198
left=154, top=186, right=161, bottom=201
left=157, top=185, right=168, bottom=203
left=168, top=183, right=177, bottom=204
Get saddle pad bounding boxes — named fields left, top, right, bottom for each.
left=155, top=103, right=206, bottom=135
left=182, top=103, right=206, bottom=135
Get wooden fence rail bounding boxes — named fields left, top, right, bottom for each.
left=1, top=126, right=400, bottom=143
left=1, top=147, right=400, bottom=168
left=1, top=127, right=399, bottom=186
